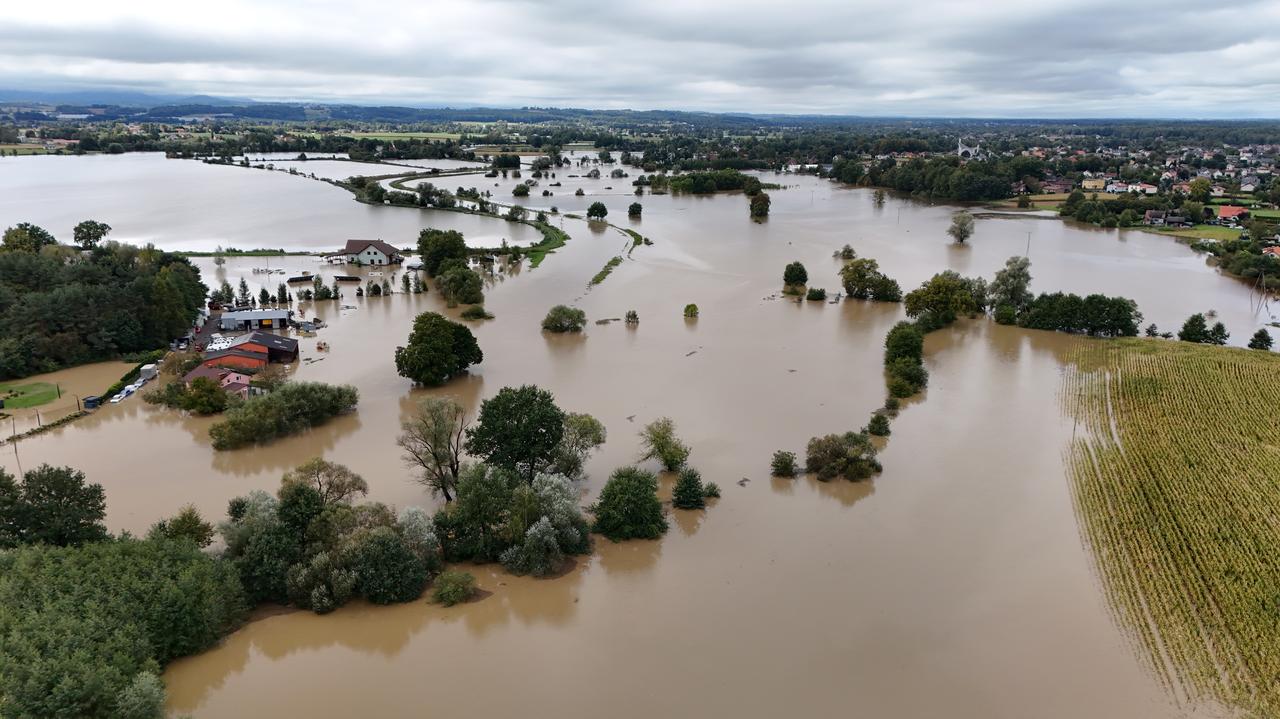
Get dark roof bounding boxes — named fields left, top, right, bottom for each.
left=342, top=239, right=402, bottom=257
left=234, top=331, right=298, bottom=353
left=203, top=348, right=268, bottom=363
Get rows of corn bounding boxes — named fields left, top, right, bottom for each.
left=1063, top=338, right=1280, bottom=717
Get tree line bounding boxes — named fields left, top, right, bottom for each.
left=0, top=225, right=208, bottom=379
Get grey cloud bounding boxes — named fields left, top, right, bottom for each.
left=1, top=0, right=1277, bottom=117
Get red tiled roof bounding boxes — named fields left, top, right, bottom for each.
left=1218, top=206, right=1249, bottom=219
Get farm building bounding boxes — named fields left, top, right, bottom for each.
left=229, top=331, right=299, bottom=363
left=334, top=239, right=404, bottom=265
left=219, top=308, right=291, bottom=331
left=201, top=348, right=269, bottom=371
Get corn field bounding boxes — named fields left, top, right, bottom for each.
left=1064, top=338, right=1280, bottom=717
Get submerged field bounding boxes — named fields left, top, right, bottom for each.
left=1066, top=339, right=1280, bottom=717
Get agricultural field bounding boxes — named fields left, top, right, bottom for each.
left=996, top=191, right=1121, bottom=210
left=0, top=144, right=48, bottom=156
left=1150, top=224, right=1244, bottom=242
left=1249, top=208, right=1280, bottom=220
left=345, top=131, right=461, bottom=141
left=1064, top=338, right=1280, bottom=717
left=0, top=381, right=59, bottom=408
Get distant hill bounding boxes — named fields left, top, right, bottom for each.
left=0, top=88, right=253, bottom=107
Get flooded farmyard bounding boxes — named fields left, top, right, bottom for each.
left=0, top=153, right=1263, bottom=718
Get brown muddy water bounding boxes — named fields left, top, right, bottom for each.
left=0, top=157, right=1257, bottom=718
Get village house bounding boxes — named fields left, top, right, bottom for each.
left=180, top=365, right=260, bottom=400
left=1217, top=206, right=1250, bottom=225
left=335, top=239, right=404, bottom=266
left=1143, top=210, right=1167, bottom=226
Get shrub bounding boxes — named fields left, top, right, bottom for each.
left=114, top=671, right=166, bottom=719
left=354, top=526, right=430, bottom=605
left=805, top=431, right=882, bottom=481
left=542, top=304, right=587, bottom=333
left=866, top=413, right=891, bottom=437
left=884, top=397, right=900, bottom=412
left=460, top=305, right=494, bottom=320
left=703, top=482, right=721, bottom=498
left=628, top=202, right=642, bottom=217
left=592, top=466, right=667, bottom=541
left=684, top=303, right=699, bottom=318
left=625, top=310, right=639, bottom=324
left=438, top=266, right=484, bottom=305
left=499, top=516, right=565, bottom=577
left=884, top=321, right=924, bottom=364
left=887, top=356, right=929, bottom=393
left=783, top=261, right=808, bottom=286
left=208, top=382, right=358, bottom=450
left=639, top=417, right=690, bottom=471
left=994, top=303, right=1018, bottom=325
left=887, top=376, right=916, bottom=399
left=432, top=570, right=476, bottom=606
left=806, top=287, right=827, bottom=301
left=672, top=467, right=707, bottom=509
left=770, top=450, right=798, bottom=477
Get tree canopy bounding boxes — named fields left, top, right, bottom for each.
left=465, top=385, right=566, bottom=482
left=0, top=240, right=208, bottom=379
left=394, top=312, right=483, bottom=386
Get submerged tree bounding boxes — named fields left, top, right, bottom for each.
left=398, top=397, right=470, bottom=501
left=672, top=467, right=707, bottom=510
left=947, top=211, right=975, bottom=243
left=394, top=312, right=483, bottom=386
left=638, top=417, right=691, bottom=471
left=1248, top=329, right=1274, bottom=351
left=592, top=466, right=667, bottom=541
left=466, top=385, right=566, bottom=482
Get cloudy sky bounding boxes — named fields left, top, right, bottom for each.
left=4, top=0, right=1279, bottom=117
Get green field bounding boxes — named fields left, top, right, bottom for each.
left=1065, top=339, right=1280, bottom=717
left=1249, top=208, right=1280, bottom=219
left=1149, top=224, right=1242, bottom=242
left=0, top=382, right=59, bottom=408
left=348, top=131, right=461, bottom=141
left=0, top=144, right=48, bottom=156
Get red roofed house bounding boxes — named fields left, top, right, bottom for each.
left=1217, top=206, right=1249, bottom=224
left=1262, top=247, right=1280, bottom=258
left=338, top=239, right=404, bottom=265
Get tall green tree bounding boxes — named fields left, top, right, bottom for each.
left=0, top=465, right=108, bottom=547
left=394, top=312, right=483, bottom=386
left=72, top=220, right=112, bottom=249
left=417, top=229, right=468, bottom=276
left=466, top=385, right=566, bottom=482
left=0, top=223, right=56, bottom=253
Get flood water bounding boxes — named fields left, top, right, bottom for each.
left=0, top=155, right=1258, bottom=718
left=0, top=153, right=538, bottom=250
